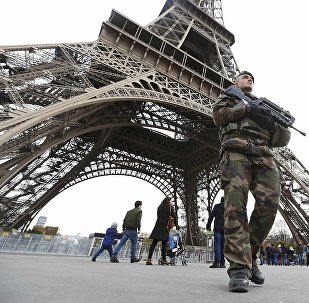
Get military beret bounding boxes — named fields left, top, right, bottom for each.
left=237, top=71, right=254, bottom=83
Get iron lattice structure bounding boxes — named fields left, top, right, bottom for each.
left=0, top=0, right=309, bottom=245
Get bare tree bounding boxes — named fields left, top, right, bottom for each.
left=269, top=219, right=292, bottom=243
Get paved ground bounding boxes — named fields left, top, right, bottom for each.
left=0, top=253, right=308, bottom=303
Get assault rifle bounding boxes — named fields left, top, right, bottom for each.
left=224, top=85, right=306, bottom=136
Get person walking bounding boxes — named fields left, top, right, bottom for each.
left=259, top=245, right=265, bottom=266
left=146, top=196, right=176, bottom=265
left=213, top=71, right=291, bottom=292
left=287, top=245, right=295, bottom=266
left=91, top=222, right=121, bottom=262
left=305, top=243, right=309, bottom=267
left=277, top=244, right=283, bottom=266
left=265, top=243, right=274, bottom=266
left=273, top=245, right=279, bottom=266
left=296, top=241, right=304, bottom=265
left=110, top=200, right=143, bottom=263
left=281, top=243, right=288, bottom=266
left=206, top=197, right=225, bottom=268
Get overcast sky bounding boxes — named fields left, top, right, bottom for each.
left=1, top=0, right=308, bottom=236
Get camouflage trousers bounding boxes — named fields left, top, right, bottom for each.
left=220, top=151, right=280, bottom=277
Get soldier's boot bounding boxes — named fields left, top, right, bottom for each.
left=250, top=265, right=265, bottom=285
left=229, top=272, right=249, bottom=293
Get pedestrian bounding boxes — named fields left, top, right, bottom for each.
left=259, top=245, right=265, bottom=266
left=277, top=244, right=283, bottom=266
left=287, top=245, right=295, bottom=266
left=273, top=245, right=279, bottom=266
left=265, top=243, right=274, bottom=266
left=296, top=241, right=304, bottom=265
left=146, top=196, right=176, bottom=265
left=110, top=200, right=143, bottom=263
left=206, top=197, right=225, bottom=268
left=305, top=243, right=309, bottom=267
left=212, top=71, right=291, bottom=292
left=91, top=222, right=121, bottom=262
left=281, top=243, right=288, bottom=266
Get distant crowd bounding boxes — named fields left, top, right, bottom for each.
left=258, top=241, right=309, bottom=266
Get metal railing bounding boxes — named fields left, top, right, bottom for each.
left=0, top=233, right=92, bottom=256
left=0, top=232, right=214, bottom=264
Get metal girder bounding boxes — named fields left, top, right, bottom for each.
left=1, top=0, right=309, bottom=245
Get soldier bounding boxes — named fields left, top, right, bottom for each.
left=212, top=71, right=290, bottom=292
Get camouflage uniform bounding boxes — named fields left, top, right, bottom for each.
left=213, top=93, right=290, bottom=278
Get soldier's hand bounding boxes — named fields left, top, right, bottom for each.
left=247, top=104, right=271, bottom=119
left=247, top=104, right=275, bottom=131
left=264, top=116, right=275, bottom=131
left=246, top=104, right=261, bottom=116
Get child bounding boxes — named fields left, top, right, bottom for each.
left=91, top=222, right=121, bottom=262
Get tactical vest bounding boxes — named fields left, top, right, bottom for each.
left=219, top=117, right=271, bottom=143
left=218, top=117, right=273, bottom=156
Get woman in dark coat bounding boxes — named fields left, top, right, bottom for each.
left=146, top=196, right=175, bottom=265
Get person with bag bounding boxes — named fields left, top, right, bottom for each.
left=146, top=196, right=176, bottom=265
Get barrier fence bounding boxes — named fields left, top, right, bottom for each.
left=0, top=233, right=91, bottom=256
left=0, top=231, right=214, bottom=264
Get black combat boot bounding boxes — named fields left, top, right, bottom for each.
left=229, top=272, right=249, bottom=292
left=250, top=265, right=265, bottom=285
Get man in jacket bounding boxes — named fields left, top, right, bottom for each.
left=206, top=197, right=225, bottom=268
left=213, top=71, right=290, bottom=292
left=110, top=200, right=142, bottom=263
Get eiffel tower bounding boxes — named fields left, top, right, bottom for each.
left=1, top=0, right=309, bottom=245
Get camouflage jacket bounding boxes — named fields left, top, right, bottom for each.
left=213, top=94, right=290, bottom=156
